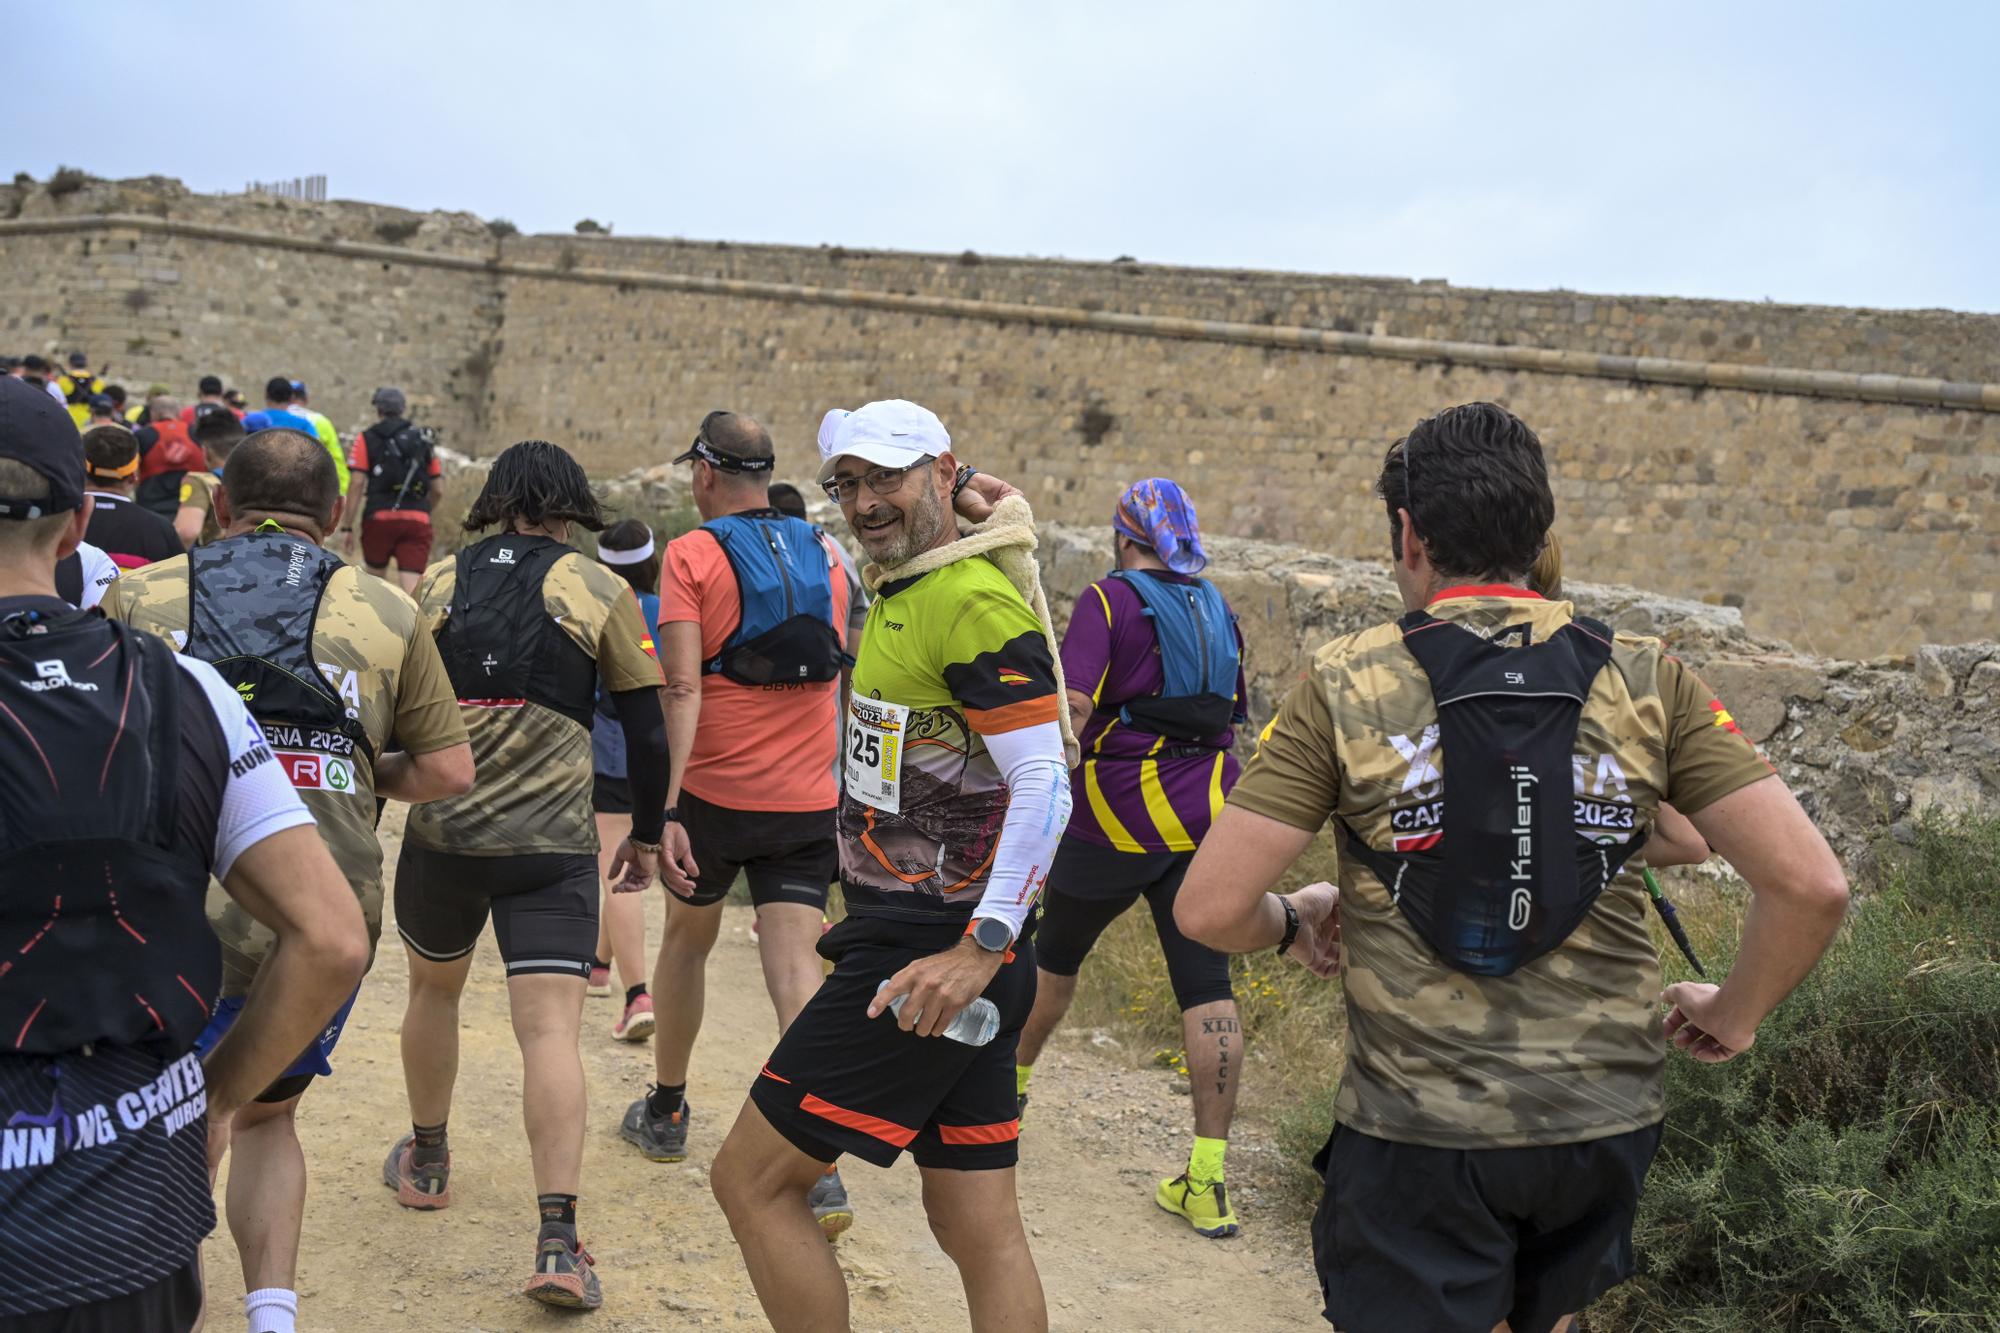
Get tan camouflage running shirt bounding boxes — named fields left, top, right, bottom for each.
left=404, top=548, right=663, bottom=857
left=177, top=471, right=222, bottom=546
left=102, top=548, right=466, bottom=994
left=1229, top=587, right=1772, bottom=1149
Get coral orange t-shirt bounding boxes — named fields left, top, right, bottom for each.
left=660, top=523, right=851, bottom=812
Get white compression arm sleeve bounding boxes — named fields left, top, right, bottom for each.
left=973, top=720, right=1074, bottom=939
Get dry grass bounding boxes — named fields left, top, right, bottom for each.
left=1064, top=828, right=1350, bottom=1200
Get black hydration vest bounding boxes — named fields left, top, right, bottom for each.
left=183, top=530, right=375, bottom=766
left=0, top=607, right=217, bottom=1055
left=435, top=534, right=597, bottom=729
left=1340, top=612, right=1649, bottom=978
left=361, top=419, right=437, bottom=517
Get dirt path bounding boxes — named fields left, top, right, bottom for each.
left=207, top=824, right=1325, bottom=1331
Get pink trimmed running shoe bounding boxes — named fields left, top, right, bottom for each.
left=612, top=993, right=655, bottom=1042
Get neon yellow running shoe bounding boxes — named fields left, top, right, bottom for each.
left=1155, top=1173, right=1240, bottom=1238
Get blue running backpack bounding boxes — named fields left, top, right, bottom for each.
left=703, top=511, right=845, bottom=686
left=1109, top=570, right=1241, bottom=742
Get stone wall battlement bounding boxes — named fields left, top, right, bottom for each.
left=2, top=173, right=1994, bottom=656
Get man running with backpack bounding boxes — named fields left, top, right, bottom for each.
left=342, top=387, right=443, bottom=593
left=1013, top=477, right=1252, bottom=1238
left=1176, top=402, right=1850, bottom=1333
left=620, top=411, right=854, bottom=1228
left=389, top=439, right=677, bottom=1312
left=0, top=376, right=368, bottom=1333
left=104, top=427, right=475, bottom=1333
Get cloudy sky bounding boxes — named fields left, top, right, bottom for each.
left=8, top=1, right=1995, bottom=312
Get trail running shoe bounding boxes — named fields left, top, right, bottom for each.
left=382, top=1132, right=452, bottom=1210
left=586, top=964, right=612, bottom=997
left=620, top=1095, right=689, bottom=1162
left=612, top=993, right=655, bottom=1042
left=809, top=1166, right=854, bottom=1240
left=522, top=1234, right=602, bottom=1309
left=1155, top=1173, right=1240, bottom=1239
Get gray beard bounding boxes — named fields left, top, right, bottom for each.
left=866, top=486, right=948, bottom=567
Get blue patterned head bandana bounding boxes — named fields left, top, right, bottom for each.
left=1113, top=477, right=1208, bottom=576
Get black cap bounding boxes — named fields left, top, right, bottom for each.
left=0, top=376, right=86, bottom=519
left=199, top=374, right=224, bottom=395
left=68, top=352, right=88, bottom=369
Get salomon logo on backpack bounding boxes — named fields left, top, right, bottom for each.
left=701, top=512, right=845, bottom=687
left=1110, top=571, right=1241, bottom=742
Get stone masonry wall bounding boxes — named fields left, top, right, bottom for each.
left=2, top=174, right=1995, bottom=657
left=0, top=176, right=499, bottom=450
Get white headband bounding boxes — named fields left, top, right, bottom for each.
left=598, top=533, right=655, bottom=566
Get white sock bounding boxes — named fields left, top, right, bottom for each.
left=245, top=1287, right=298, bottom=1333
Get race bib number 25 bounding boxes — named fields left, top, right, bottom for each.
left=845, top=697, right=908, bottom=814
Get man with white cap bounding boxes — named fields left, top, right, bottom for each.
left=710, top=399, right=1067, bottom=1332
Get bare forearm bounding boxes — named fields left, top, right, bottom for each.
left=1192, top=889, right=1294, bottom=954
left=1707, top=887, right=1845, bottom=1037
left=374, top=743, right=474, bottom=804
left=1174, top=805, right=1319, bottom=949
left=663, top=681, right=699, bottom=805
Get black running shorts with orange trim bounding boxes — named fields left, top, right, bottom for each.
left=750, top=915, right=1035, bottom=1171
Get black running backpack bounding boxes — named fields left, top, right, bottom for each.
left=1339, top=613, right=1649, bottom=977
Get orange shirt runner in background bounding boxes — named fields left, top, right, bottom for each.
left=660, top=525, right=852, bottom=811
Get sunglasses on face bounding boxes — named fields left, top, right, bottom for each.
left=821, top=458, right=933, bottom=504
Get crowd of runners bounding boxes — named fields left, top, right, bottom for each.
left=0, top=360, right=1850, bottom=1333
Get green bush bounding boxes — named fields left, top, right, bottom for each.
left=1600, top=812, right=2000, bottom=1332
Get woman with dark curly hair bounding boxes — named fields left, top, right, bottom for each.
left=382, top=440, right=688, bottom=1311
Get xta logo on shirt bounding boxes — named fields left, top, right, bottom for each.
left=1389, top=725, right=1441, bottom=797
left=20, top=659, right=98, bottom=693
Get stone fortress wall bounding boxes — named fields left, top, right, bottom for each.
left=2, top=172, right=1995, bottom=658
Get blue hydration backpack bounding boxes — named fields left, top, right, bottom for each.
left=703, top=511, right=845, bottom=686
left=1109, top=570, right=1241, bottom=742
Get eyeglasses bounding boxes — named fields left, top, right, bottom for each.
left=820, top=458, right=932, bottom=504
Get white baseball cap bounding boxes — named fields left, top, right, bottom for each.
left=815, top=399, right=950, bottom=484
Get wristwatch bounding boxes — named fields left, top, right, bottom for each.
left=952, top=464, right=978, bottom=499
left=662, top=807, right=682, bottom=824
left=964, top=915, right=1014, bottom=954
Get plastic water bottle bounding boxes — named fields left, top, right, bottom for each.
left=875, top=981, right=1002, bottom=1046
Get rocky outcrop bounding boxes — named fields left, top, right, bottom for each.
left=434, top=451, right=1994, bottom=874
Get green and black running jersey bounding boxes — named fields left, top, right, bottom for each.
left=838, top=556, right=1060, bottom=924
